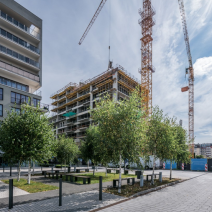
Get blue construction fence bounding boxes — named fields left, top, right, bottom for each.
left=164, top=160, right=177, bottom=170
left=190, top=159, right=207, bottom=171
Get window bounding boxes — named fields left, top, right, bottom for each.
left=0, top=76, right=29, bottom=92
left=33, top=98, right=40, bottom=107
left=0, top=88, right=3, bottom=100
left=11, top=107, right=21, bottom=114
left=0, top=105, right=3, bottom=117
left=11, top=92, right=28, bottom=105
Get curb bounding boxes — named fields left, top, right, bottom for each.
left=129, top=179, right=186, bottom=198
left=90, top=179, right=187, bottom=212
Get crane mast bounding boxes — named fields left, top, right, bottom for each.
left=178, top=0, right=194, bottom=155
left=138, top=0, right=156, bottom=114
left=79, top=0, right=107, bottom=45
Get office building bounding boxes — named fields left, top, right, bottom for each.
left=0, top=0, right=48, bottom=120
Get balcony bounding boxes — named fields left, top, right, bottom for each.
left=0, top=60, right=39, bottom=83
left=0, top=45, right=39, bottom=71
left=0, top=28, right=40, bottom=58
left=0, top=10, right=40, bottom=42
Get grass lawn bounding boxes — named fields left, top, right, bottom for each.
left=104, top=177, right=180, bottom=197
left=60, top=172, right=136, bottom=184
left=2, top=178, right=58, bottom=193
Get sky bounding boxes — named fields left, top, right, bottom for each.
left=15, top=0, right=212, bottom=144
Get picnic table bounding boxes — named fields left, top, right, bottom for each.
left=60, top=173, right=91, bottom=184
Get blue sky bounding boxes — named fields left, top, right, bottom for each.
left=15, top=0, right=212, bottom=144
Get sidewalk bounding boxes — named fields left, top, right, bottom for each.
left=0, top=190, right=126, bottom=212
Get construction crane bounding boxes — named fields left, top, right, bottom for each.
left=79, top=0, right=154, bottom=113
left=138, top=0, right=155, bottom=114
left=178, top=0, right=194, bottom=156
left=79, top=0, right=107, bottom=45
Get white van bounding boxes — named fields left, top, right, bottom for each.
left=126, top=156, right=160, bottom=170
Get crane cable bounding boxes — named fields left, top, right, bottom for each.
left=108, top=0, right=111, bottom=63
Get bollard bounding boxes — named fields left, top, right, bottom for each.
left=9, top=179, right=13, bottom=209
left=3, top=165, right=4, bottom=173
left=140, top=175, right=144, bottom=187
left=99, top=176, right=102, bottom=200
left=59, top=178, right=62, bottom=206
left=159, top=172, right=162, bottom=182
left=10, top=166, right=12, bottom=177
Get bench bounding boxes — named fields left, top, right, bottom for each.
left=45, top=172, right=61, bottom=180
left=60, top=173, right=91, bottom=184
left=113, top=177, right=135, bottom=188
left=76, top=168, right=90, bottom=173
left=146, top=174, right=159, bottom=181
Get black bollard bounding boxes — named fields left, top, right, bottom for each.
left=10, top=166, right=12, bottom=177
left=9, top=179, right=13, bottom=209
left=59, top=178, right=62, bottom=206
left=99, top=176, right=102, bottom=200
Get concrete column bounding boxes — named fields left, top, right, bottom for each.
left=90, top=85, right=93, bottom=110
left=112, top=71, right=118, bottom=101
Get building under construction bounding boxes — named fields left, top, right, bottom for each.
left=49, top=65, right=141, bottom=145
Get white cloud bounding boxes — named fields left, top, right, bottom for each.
left=194, top=57, right=212, bottom=77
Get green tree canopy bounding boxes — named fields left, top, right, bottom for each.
left=91, top=88, right=148, bottom=192
left=54, top=134, right=79, bottom=172
left=0, top=104, right=54, bottom=183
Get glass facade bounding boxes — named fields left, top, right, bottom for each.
left=0, top=88, right=2, bottom=100
left=0, top=28, right=40, bottom=54
left=11, top=91, right=30, bottom=105
left=0, top=44, right=39, bottom=68
left=0, top=104, right=2, bottom=116
left=0, top=76, right=29, bottom=92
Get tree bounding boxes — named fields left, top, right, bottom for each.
left=144, top=106, right=171, bottom=185
left=81, top=125, right=112, bottom=176
left=91, top=88, right=148, bottom=193
left=0, top=104, right=54, bottom=183
left=54, top=134, right=79, bottom=172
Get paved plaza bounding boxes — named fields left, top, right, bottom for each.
left=0, top=169, right=210, bottom=211
left=99, top=173, right=212, bottom=212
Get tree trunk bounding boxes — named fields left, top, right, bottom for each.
left=70, top=162, right=71, bottom=172
left=74, top=164, right=76, bottom=172
left=87, top=160, right=89, bottom=168
left=17, top=161, right=21, bottom=182
left=105, top=165, right=107, bottom=177
left=93, top=165, right=95, bottom=176
left=170, top=161, right=172, bottom=180
left=64, top=160, right=66, bottom=173
left=124, top=160, right=126, bottom=173
left=27, top=160, right=31, bottom=184
left=32, top=161, right=35, bottom=175
left=118, top=154, right=122, bottom=193
left=152, top=155, right=155, bottom=185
